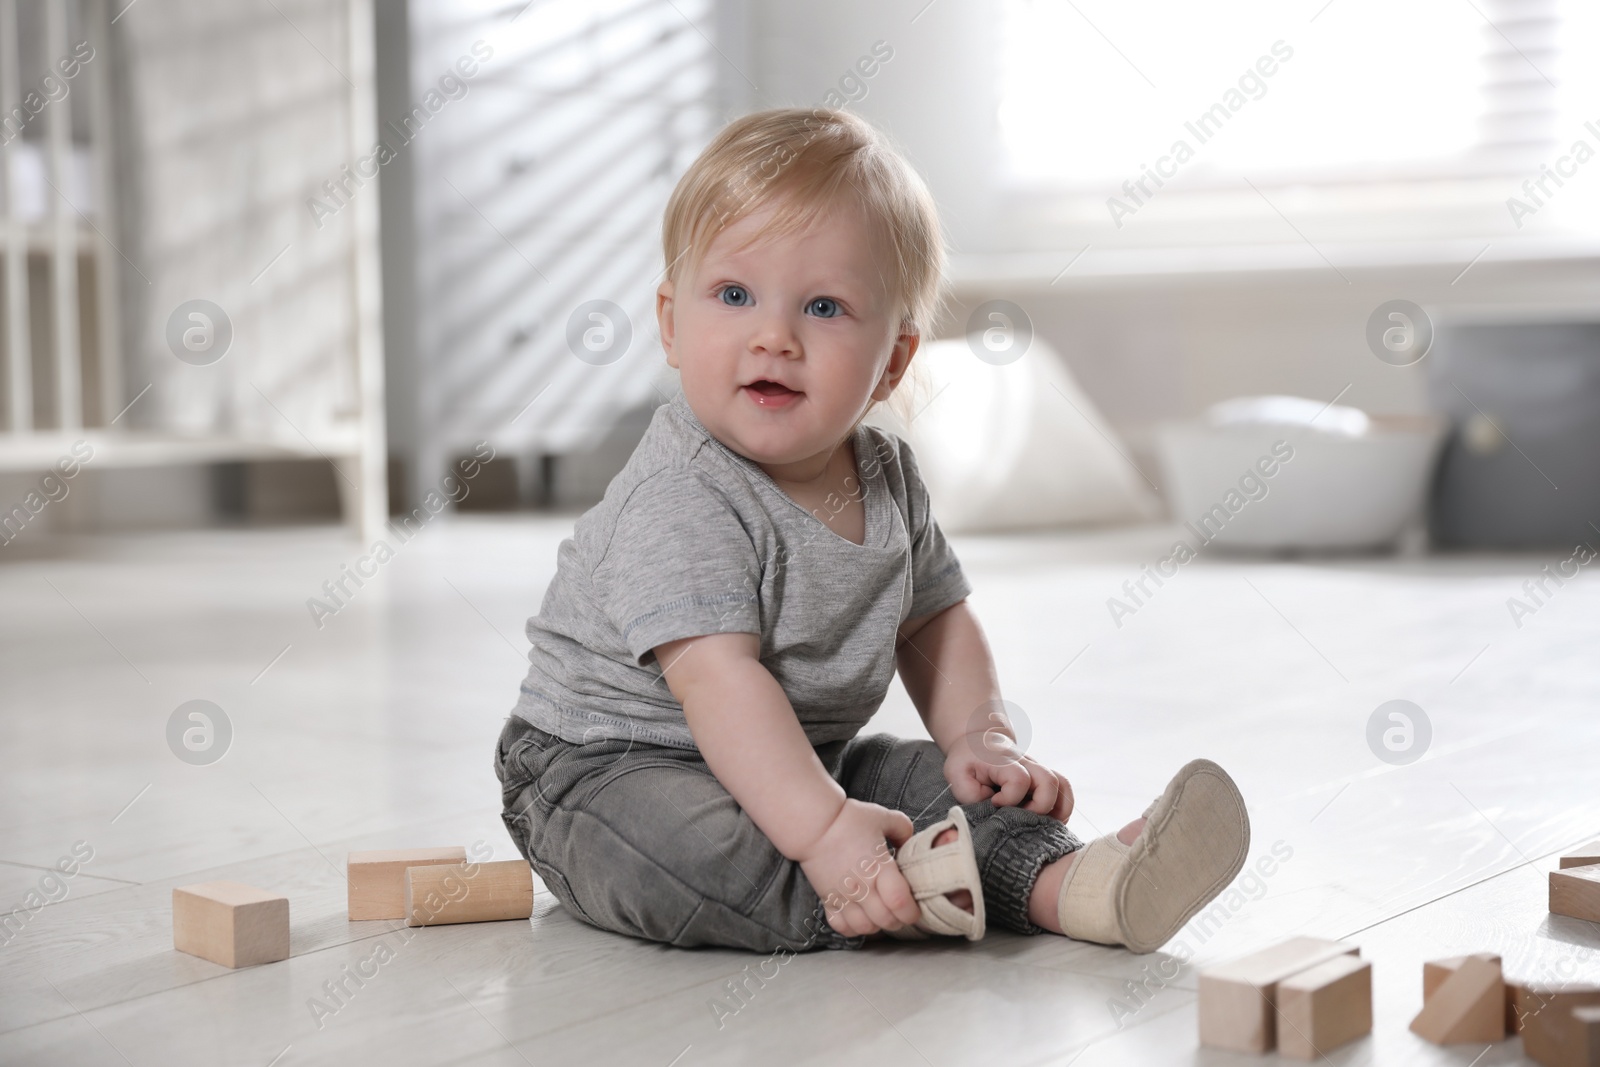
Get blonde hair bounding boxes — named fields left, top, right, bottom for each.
left=661, top=107, right=945, bottom=429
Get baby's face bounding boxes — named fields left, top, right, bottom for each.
left=656, top=195, right=917, bottom=481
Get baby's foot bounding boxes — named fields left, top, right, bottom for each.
left=932, top=827, right=974, bottom=915
left=1056, top=759, right=1249, bottom=953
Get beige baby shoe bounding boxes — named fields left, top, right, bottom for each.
left=885, top=805, right=986, bottom=941
left=1056, top=758, right=1249, bottom=953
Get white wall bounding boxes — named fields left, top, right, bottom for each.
left=741, top=0, right=1600, bottom=465
left=114, top=1, right=367, bottom=445
left=743, top=0, right=1000, bottom=257
left=390, top=0, right=723, bottom=509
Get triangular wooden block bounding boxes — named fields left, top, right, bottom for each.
left=1559, top=840, right=1600, bottom=869
left=1551, top=865, right=1600, bottom=923
left=1424, top=955, right=1522, bottom=1033
left=1410, top=953, right=1505, bottom=1044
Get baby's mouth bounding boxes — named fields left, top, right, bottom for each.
left=747, top=380, right=798, bottom=397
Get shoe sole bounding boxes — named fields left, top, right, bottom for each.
left=1114, top=758, right=1250, bottom=954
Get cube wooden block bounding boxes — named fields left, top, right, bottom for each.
left=1519, top=987, right=1600, bottom=1067
left=1411, top=953, right=1505, bottom=1044
left=1424, top=954, right=1521, bottom=1032
left=347, top=847, right=466, bottom=920
left=1198, top=937, right=1360, bottom=1053
left=1551, top=865, right=1600, bottom=923
left=172, top=880, right=289, bottom=968
left=404, top=860, right=534, bottom=927
left=1559, top=841, right=1600, bottom=869
left=1275, top=954, right=1372, bottom=1061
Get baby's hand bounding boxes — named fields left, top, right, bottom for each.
left=795, top=799, right=923, bottom=937
left=944, top=733, right=1074, bottom=822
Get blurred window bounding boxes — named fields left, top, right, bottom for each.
left=995, top=0, right=1600, bottom=244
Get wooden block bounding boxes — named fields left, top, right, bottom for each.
left=1551, top=866, right=1600, bottom=923
left=1198, top=937, right=1360, bottom=1053
left=1424, top=955, right=1521, bottom=1032
left=1275, top=955, right=1372, bottom=1061
left=172, top=880, right=289, bottom=968
left=1410, top=953, right=1505, bottom=1044
left=404, top=860, right=534, bottom=926
left=347, top=847, right=466, bottom=920
left=1559, top=840, right=1600, bottom=869
left=1571, top=1006, right=1600, bottom=1067
left=1519, top=987, right=1600, bottom=1067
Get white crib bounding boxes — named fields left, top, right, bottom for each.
left=0, top=0, right=387, bottom=542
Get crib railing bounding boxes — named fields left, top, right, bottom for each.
left=0, top=0, right=118, bottom=432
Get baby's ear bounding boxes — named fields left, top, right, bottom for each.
left=881, top=327, right=920, bottom=390
left=655, top=281, right=677, bottom=361
left=897, top=327, right=921, bottom=363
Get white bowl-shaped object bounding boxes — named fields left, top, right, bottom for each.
left=1154, top=415, right=1446, bottom=551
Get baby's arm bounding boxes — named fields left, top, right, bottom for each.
left=896, top=599, right=1074, bottom=820
left=653, top=632, right=923, bottom=937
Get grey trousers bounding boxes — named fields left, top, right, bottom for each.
left=494, top=714, right=1083, bottom=953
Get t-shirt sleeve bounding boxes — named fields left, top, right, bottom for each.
left=896, top=437, right=973, bottom=620
left=590, top=466, right=763, bottom=667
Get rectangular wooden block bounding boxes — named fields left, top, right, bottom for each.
left=347, top=847, right=466, bottom=920
left=1411, top=953, right=1505, bottom=1044
left=404, top=860, right=534, bottom=927
left=1518, top=987, right=1600, bottom=1067
left=1559, top=840, right=1600, bottom=869
left=1424, top=955, right=1521, bottom=1033
left=1198, top=937, right=1360, bottom=1053
left=172, top=880, right=289, bottom=968
left=1551, top=866, right=1600, bottom=923
left=1275, top=954, right=1372, bottom=1061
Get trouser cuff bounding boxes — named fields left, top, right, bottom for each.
left=978, top=811, right=1083, bottom=936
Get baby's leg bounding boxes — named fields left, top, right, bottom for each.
left=830, top=732, right=1085, bottom=936
left=1026, top=817, right=1146, bottom=933
left=495, top=717, right=855, bottom=953
left=917, top=818, right=1119, bottom=917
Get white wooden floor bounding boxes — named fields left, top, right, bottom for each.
left=2, top=515, right=1597, bottom=1066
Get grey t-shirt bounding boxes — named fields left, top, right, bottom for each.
left=510, top=388, right=973, bottom=751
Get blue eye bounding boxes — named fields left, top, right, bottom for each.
left=808, top=297, right=841, bottom=318
left=719, top=285, right=750, bottom=307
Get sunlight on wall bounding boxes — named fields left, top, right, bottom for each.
left=406, top=0, right=719, bottom=489
left=997, top=0, right=1563, bottom=186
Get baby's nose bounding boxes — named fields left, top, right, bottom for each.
left=749, top=313, right=801, bottom=355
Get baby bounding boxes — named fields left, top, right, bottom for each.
left=494, top=107, right=1250, bottom=953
